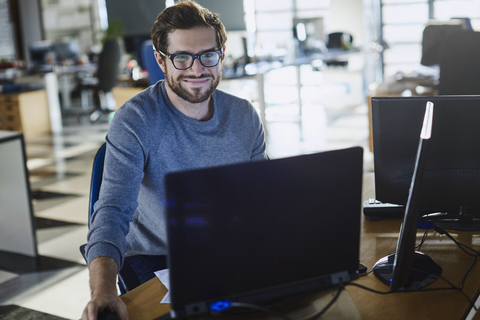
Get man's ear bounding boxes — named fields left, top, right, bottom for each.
left=154, top=51, right=167, bottom=73
left=220, top=46, right=226, bottom=62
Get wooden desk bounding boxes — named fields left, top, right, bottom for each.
left=120, top=278, right=170, bottom=320
left=122, top=172, right=480, bottom=320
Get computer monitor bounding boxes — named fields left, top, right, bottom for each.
left=29, top=41, right=54, bottom=66
left=372, top=96, right=480, bottom=231
left=373, top=101, right=442, bottom=291
left=52, top=42, right=78, bottom=62
left=165, top=147, right=363, bottom=318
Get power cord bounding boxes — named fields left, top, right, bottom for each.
left=229, top=285, right=345, bottom=320
left=415, top=228, right=430, bottom=250
left=349, top=226, right=480, bottom=312
left=230, top=302, right=294, bottom=320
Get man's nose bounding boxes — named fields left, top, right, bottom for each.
left=190, top=57, right=205, bottom=72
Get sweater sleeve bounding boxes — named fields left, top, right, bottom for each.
left=85, top=92, right=152, bottom=268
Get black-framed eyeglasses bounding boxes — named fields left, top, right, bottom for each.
left=159, top=49, right=223, bottom=70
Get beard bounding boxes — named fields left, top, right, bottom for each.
left=165, top=65, right=222, bottom=104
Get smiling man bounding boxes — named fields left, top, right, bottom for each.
left=81, top=1, right=268, bottom=319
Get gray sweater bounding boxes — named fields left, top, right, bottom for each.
left=85, top=81, right=268, bottom=268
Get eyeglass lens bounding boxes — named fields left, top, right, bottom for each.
left=173, top=51, right=220, bottom=69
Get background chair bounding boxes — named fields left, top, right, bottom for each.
left=141, top=39, right=165, bottom=86
left=420, top=24, right=464, bottom=67
left=79, top=39, right=121, bottom=122
left=437, top=31, right=480, bottom=95
left=80, top=143, right=142, bottom=293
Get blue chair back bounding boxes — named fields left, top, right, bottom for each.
left=88, top=143, right=106, bottom=226
left=141, top=39, right=165, bottom=85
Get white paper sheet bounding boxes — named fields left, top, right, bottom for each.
left=154, top=269, right=171, bottom=303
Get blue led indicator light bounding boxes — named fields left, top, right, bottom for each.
left=210, top=300, right=231, bottom=312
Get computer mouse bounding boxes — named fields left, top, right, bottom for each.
left=97, top=312, right=121, bottom=320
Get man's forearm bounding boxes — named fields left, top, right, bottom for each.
left=82, top=256, right=128, bottom=320
left=89, top=256, right=119, bottom=297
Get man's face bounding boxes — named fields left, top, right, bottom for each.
left=156, top=27, right=224, bottom=104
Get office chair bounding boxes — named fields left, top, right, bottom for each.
left=437, top=31, right=480, bottom=95
left=79, top=143, right=142, bottom=293
left=420, top=24, right=463, bottom=67
left=79, top=39, right=121, bottom=122
left=141, top=39, right=165, bottom=86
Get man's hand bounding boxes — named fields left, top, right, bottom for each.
left=81, top=256, right=129, bottom=320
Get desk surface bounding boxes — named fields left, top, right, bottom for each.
left=121, top=172, right=480, bottom=320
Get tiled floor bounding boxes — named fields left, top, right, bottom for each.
left=0, top=65, right=371, bottom=319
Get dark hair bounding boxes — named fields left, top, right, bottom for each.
left=151, top=0, right=227, bottom=55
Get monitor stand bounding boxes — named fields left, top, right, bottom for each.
left=372, top=251, right=442, bottom=291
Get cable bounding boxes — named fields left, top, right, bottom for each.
left=345, top=282, right=392, bottom=294
left=416, top=228, right=430, bottom=250
left=348, top=228, right=480, bottom=312
left=306, top=285, right=345, bottom=320
left=433, top=226, right=480, bottom=257
left=230, top=302, right=294, bottom=320
left=439, top=275, right=478, bottom=311
left=358, top=269, right=375, bottom=277
left=229, top=285, right=346, bottom=320
left=434, top=227, right=480, bottom=299
left=228, top=229, right=479, bottom=319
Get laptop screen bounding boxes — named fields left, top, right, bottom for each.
left=165, top=147, right=363, bottom=317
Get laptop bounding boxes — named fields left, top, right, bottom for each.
left=164, top=147, right=364, bottom=318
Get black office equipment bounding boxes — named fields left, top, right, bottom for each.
left=362, top=198, right=404, bottom=220
left=97, top=312, right=121, bottom=320
left=437, top=31, right=480, bottom=95
left=373, top=101, right=442, bottom=291
left=326, top=32, right=353, bottom=50
left=420, top=23, right=463, bottom=67
left=29, top=41, right=54, bottom=68
left=52, top=42, right=78, bottom=62
left=105, top=0, right=166, bottom=37
left=79, top=39, right=121, bottom=122
left=370, top=96, right=480, bottom=230
left=165, top=147, right=363, bottom=318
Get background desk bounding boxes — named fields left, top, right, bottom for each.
left=121, top=172, right=480, bottom=320
left=0, top=90, right=51, bottom=137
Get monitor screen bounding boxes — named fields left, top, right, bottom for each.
left=29, top=41, right=54, bottom=66
left=52, top=42, right=78, bottom=62
left=372, top=96, right=480, bottom=230
left=105, top=0, right=166, bottom=36
left=196, top=0, right=246, bottom=31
